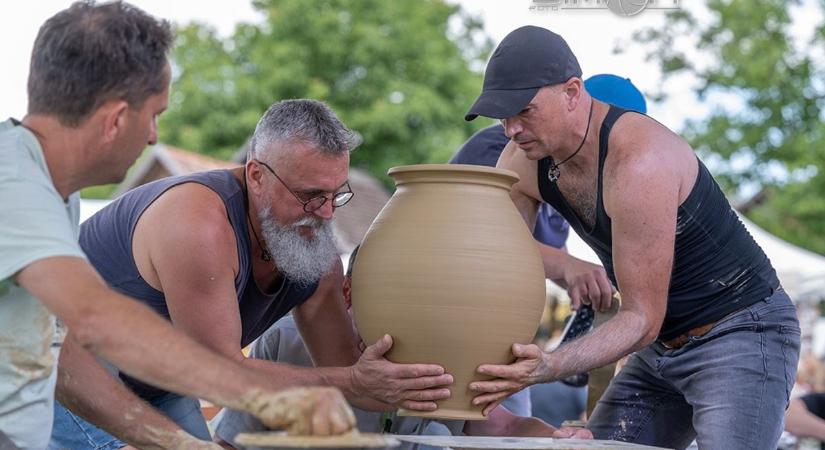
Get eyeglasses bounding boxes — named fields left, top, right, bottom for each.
left=255, top=160, right=354, bottom=213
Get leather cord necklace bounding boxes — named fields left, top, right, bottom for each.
left=243, top=172, right=273, bottom=262
left=548, top=98, right=594, bottom=183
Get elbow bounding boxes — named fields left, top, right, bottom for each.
left=69, top=307, right=109, bottom=352
left=67, top=288, right=125, bottom=353
left=637, top=330, right=659, bottom=349
left=631, top=314, right=662, bottom=350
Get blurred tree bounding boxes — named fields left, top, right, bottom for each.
left=158, top=0, right=492, bottom=187
left=637, top=0, right=825, bottom=254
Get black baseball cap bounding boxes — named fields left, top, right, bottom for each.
left=465, top=26, right=582, bottom=121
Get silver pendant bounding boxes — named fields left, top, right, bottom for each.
left=548, top=164, right=561, bottom=183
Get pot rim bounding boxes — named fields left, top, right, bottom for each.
left=387, top=164, right=520, bottom=188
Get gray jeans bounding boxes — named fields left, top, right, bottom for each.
left=587, top=287, right=800, bottom=450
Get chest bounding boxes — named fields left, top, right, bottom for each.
left=554, top=169, right=599, bottom=230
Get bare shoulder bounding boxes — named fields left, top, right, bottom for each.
left=497, top=140, right=542, bottom=202
left=134, top=182, right=237, bottom=260
left=605, top=113, right=698, bottom=202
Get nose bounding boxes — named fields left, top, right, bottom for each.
left=501, top=117, right=522, bottom=139
left=313, top=199, right=335, bottom=221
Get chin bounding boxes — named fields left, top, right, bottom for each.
left=521, top=148, right=547, bottom=161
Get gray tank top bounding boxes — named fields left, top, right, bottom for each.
left=80, top=169, right=318, bottom=399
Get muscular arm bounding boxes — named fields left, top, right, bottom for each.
left=56, top=335, right=208, bottom=449
left=472, top=128, right=682, bottom=411
left=131, top=184, right=448, bottom=413
left=17, top=256, right=354, bottom=437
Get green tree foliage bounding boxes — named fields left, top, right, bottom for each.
left=638, top=0, right=825, bottom=253
left=159, top=0, right=492, bottom=186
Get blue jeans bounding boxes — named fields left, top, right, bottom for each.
left=587, top=287, right=800, bottom=450
left=49, top=392, right=210, bottom=449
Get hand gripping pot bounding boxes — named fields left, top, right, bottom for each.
left=351, top=164, right=546, bottom=420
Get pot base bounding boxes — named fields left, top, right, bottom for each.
left=397, top=407, right=488, bottom=421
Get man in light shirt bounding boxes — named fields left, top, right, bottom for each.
left=0, top=2, right=354, bottom=448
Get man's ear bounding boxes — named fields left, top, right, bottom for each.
left=564, top=78, right=584, bottom=111
left=245, top=159, right=266, bottom=194
left=98, top=100, right=130, bottom=143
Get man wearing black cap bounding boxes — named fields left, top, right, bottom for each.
left=465, top=26, right=799, bottom=450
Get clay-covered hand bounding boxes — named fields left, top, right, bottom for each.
left=351, top=334, right=453, bottom=411
left=470, top=343, right=547, bottom=415
left=552, top=426, right=594, bottom=439
left=562, top=256, right=614, bottom=312
left=243, top=386, right=356, bottom=435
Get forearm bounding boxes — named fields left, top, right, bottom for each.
left=56, top=335, right=194, bottom=449
left=240, top=357, right=393, bottom=412
left=785, top=398, right=825, bottom=441
left=69, top=292, right=272, bottom=413
left=537, top=309, right=652, bottom=382
left=538, top=243, right=568, bottom=285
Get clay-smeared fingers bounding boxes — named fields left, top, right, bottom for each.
left=253, top=386, right=356, bottom=436
left=311, top=410, right=331, bottom=436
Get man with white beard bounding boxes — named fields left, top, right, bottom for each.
left=51, top=99, right=454, bottom=449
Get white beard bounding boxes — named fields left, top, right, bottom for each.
left=257, top=206, right=338, bottom=286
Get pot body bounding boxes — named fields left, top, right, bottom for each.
left=351, top=164, right=546, bottom=420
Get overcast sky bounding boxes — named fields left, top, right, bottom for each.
left=3, top=0, right=804, bottom=132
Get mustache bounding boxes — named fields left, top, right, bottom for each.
left=292, top=217, right=325, bottom=229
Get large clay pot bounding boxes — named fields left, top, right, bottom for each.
left=351, top=164, right=546, bottom=420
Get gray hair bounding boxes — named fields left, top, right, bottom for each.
left=248, top=99, right=359, bottom=162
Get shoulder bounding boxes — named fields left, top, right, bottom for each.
left=603, top=113, right=696, bottom=212
left=606, top=113, right=695, bottom=185
left=139, top=181, right=237, bottom=249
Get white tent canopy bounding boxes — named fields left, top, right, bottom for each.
left=565, top=213, right=825, bottom=304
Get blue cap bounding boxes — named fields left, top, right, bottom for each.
left=584, top=74, right=647, bottom=114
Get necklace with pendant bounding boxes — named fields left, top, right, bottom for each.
left=548, top=98, right=594, bottom=183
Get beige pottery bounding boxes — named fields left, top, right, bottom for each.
left=351, top=164, right=546, bottom=420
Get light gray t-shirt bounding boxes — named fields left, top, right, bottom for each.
left=0, top=119, right=86, bottom=449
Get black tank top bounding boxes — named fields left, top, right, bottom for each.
left=537, top=106, right=779, bottom=341
left=80, top=170, right=318, bottom=398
